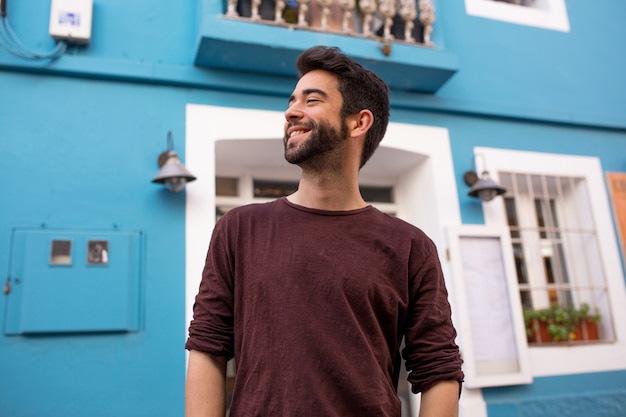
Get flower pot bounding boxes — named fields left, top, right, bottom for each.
left=527, top=319, right=551, bottom=343
left=572, top=319, right=599, bottom=341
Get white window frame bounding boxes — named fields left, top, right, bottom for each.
left=477, top=147, right=626, bottom=377
left=465, top=0, right=571, bottom=32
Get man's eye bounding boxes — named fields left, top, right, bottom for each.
left=307, top=98, right=320, bottom=103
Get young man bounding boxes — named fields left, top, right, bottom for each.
left=185, top=45, right=464, bottom=417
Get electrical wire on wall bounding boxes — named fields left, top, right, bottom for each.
left=0, top=0, right=67, bottom=61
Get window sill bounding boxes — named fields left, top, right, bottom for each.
left=528, top=340, right=614, bottom=347
left=464, top=0, right=570, bottom=32
left=194, top=15, right=459, bottom=94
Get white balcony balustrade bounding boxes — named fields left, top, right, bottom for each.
left=225, top=0, right=437, bottom=46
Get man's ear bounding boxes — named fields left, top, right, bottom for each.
left=348, top=109, right=374, bottom=138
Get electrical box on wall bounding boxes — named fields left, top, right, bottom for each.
left=4, top=228, right=144, bottom=335
left=48, top=0, right=93, bottom=45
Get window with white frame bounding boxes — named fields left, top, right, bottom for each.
left=479, top=147, right=626, bottom=378
left=465, top=0, right=570, bottom=32
left=499, top=172, right=613, bottom=344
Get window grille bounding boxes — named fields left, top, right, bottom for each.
left=499, top=172, right=613, bottom=344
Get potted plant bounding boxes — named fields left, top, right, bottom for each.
left=524, top=307, right=551, bottom=343
left=571, top=303, right=601, bottom=341
left=524, top=303, right=601, bottom=344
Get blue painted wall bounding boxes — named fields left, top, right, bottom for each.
left=434, top=1, right=626, bottom=129
left=1, top=0, right=626, bottom=416
left=0, top=73, right=190, bottom=416
left=483, top=371, right=626, bottom=417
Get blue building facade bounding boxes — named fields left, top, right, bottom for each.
left=1, top=0, right=626, bottom=416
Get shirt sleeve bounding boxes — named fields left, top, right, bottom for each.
left=402, top=237, right=464, bottom=394
left=185, top=218, right=235, bottom=359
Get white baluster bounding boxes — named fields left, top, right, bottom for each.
left=316, top=0, right=333, bottom=30
left=226, top=0, right=239, bottom=17
left=296, top=0, right=310, bottom=26
left=358, top=0, right=377, bottom=37
left=398, top=0, right=417, bottom=42
left=338, top=0, right=355, bottom=33
left=378, top=0, right=396, bottom=40
left=275, top=0, right=286, bottom=22
left=418, top=0, right=435, bottom=46
left=251, top=0, right=262, bottom=20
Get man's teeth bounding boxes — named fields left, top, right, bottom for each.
left=290, top=130, right=306, bottom=138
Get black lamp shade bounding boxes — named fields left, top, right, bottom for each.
left=152, top=151, right=196, bottom=193
left=468, top=175, right=506, bottom=202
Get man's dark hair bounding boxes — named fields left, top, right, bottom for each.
left=296, top=46, right=390, bottom=168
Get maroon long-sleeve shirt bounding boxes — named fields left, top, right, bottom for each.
left=186, top=197, right=463, bottom=417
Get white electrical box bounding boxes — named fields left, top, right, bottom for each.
left=49, top=0, right=93, bottom=45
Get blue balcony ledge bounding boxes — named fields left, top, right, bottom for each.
left=195, top=6, right=459, bottom=93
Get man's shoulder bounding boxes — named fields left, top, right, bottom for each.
left=367, top=208, right=436, bottom=248
left=370, top=207, right=425, bottom=232
left=218, top=198, right=285, bottom=221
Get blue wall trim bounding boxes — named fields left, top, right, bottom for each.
left=2, top=58, right=625, bottom=132
left=193, top=18, right=459, bottom=93
left=194, top=0, right=459, bottom=93
left=483, top=371, right=626, bottom=417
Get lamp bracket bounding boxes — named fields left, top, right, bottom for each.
left=463, top=171, right=479, bottom=186
left=157, top=150, right=176, bottom=167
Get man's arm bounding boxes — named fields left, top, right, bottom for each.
left=185, top=349, right=228, bottom=417
left=418, top=380, right=460, bottom=417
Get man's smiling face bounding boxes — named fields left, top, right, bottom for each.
left=283, top=70, right=348, bottom=166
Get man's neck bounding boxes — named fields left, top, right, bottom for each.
left=287, top=136, right=368, bottom=211
left=287, top=173, right=366, bottom=211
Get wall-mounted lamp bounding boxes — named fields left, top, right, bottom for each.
left=463, top=154, right=506, bottom=202
left=152, top=131, right=197, bottom=193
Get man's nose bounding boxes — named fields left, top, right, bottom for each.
left=284, top=102, right=303, bottom=121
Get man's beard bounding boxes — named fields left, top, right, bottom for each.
left=284, top=119, right=348, bottom=166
